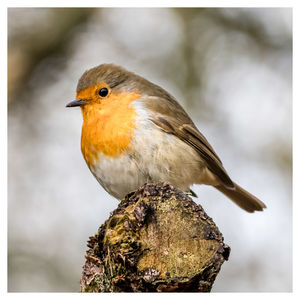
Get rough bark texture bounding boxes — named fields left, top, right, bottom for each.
left=80, top=183, right=230, bottom=292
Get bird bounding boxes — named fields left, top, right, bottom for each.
left=66, top=64, right=266, bottom=213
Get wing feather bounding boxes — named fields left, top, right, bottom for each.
left=142, top=96, right=234, bottom=189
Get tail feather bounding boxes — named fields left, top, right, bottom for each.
left=216, top=182, right=266, bottom=213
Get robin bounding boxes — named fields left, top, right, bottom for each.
left=66, top=64, right=266, bottom=212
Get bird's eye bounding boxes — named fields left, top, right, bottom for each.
left=99, top=87, right=109, bottom=97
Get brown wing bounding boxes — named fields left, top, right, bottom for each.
left=141, top=96, right=234, bottom=189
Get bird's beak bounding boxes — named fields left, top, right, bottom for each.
left=66, top=99, right=87, bottom=107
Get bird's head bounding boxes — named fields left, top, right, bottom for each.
left=66, top=63, right=173, bottom=109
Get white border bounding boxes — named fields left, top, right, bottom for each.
left=1, top=1, right=298, bottom=298
left=0, top=1, right=8, bottom=297
left=3, top=0, right=297, bottom=8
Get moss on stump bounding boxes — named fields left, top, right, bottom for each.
left=80, top=183, right=230, bottom=292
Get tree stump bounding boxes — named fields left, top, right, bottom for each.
left=80, top=183, right=230, bottom=292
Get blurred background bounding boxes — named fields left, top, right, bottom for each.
left=8, top=8, right=292, bottom=292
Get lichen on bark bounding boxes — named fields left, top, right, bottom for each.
left=80, top=183, right=230, bottom=292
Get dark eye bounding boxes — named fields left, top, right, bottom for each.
left=99, top=87, right=109, bottom=97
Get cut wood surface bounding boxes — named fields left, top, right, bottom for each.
left=80, top=183, right=230, bottom=292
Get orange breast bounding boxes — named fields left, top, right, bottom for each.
left=80, top=92, right=141, bottom=167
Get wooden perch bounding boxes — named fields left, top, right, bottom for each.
left=80, top=183, right=230, bottom=292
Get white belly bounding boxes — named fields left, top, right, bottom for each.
left=88, top=101, right=210, bottom=199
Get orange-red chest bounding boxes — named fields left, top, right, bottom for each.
left=80, top=93, right=141, bottom=167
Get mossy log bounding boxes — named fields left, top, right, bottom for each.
left=80, top=183, right=230, bottom=292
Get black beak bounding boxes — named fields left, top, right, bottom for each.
left=66, top=99, right=87, bottom=107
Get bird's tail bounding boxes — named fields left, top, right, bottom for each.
left=215, top=182, right=266, bottom=213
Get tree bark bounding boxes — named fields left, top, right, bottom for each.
left=80, top=183, right=230, bottom=292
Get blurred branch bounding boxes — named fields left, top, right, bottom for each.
left=175, top=9, right=204, bottom=94
left=8, top=8, right=94, bottom=104
left=207, top=9, right=292, bottom=51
